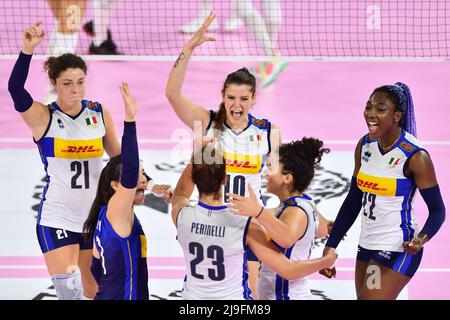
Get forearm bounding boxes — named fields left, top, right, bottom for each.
left=8, top=52, right=34, bottom=112
left=326, top=177, right=362, bottom=248
left=120, top=122, right=139, bottom=189
left=257, top=209, right=297, bottom=248
left=282, top=257, right=332, bottom=280
left=173, top=163, right=195, bottom=199
left=419, top=185, right=446, bottom=240
left=165, top=48, right=193, bottom=100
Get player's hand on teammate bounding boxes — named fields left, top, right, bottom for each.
left=402, top=233, right=428, bottom=255
left=227, top=184, right=262, bottom=218
left=151, top=184, right=174, bottom=203
left=184, top=11, right=216, bottom=51
left=23, top=20, right=46, bottom=54
left=119, top=83, right=137, bottom=122
left=319, top=246, right=337, bottom=279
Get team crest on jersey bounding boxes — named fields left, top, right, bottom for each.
left=388, top=157, right=401, bottom=169
left=400, top=141, right=414, bottom=152
left=57, top=118, right=64, bottom=129
left=85, top=116, right=98, bottom=129
left=362, top=150, right=372, bottom=162
left=85, top=101, right=100, bottom=109
left=251, top=118, right=268, bottom=128
left=283, top=199, right=296, bottom=207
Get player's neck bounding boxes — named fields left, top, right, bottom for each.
left=225, top=117, right=248, bottom=132
left=56, top=98, right=82, bottom=116
left=278, top=189, right=301, bottom=203
left=199, top=194, right=224, bottom=207
left=379, top=127, right=402, bottom=151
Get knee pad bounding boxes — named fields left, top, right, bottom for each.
left=51, top=269, right=84, bottom=300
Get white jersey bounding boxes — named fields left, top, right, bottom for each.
left=258, top=195, right=319, bottom=300
left=36, top=100, right=106, bottom=232
left=357, top=130, right=423, bottom=251
left=176, top=202, right=252, bottom=300
left=205, top=111, right=271, bottom=203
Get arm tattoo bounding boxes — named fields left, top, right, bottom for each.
left=174, top=52, right=185, bottom=68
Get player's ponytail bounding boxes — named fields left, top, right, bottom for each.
left=83, top=155, right=122, bottom=238
left=279, top=138, right=330, bottom=193
left=214, top=67, right=256, bottom=131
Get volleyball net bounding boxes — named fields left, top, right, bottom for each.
left=1, top=0, right=449, bottom=60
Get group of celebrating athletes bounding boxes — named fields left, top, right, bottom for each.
left=7, top=14, right=445, bottom=300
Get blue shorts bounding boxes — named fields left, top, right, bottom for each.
left=36, top=224, right=93, bottom=254
left=356, top=245, right=423, bottom=278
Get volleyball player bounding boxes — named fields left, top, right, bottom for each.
left=166, top=12, right=281, bottom=297
left=83, top=83, right=149, bottom=300
left=8, top=20, right=123, bottom=299
left=323, top=82, right=446, bottom=299
left=227, top=138, right=331, bottom=299
left=170, top=141, right=338, bottom=299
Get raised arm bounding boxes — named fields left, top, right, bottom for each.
left=247, top=220, right=337, bottom=280
left=171, top=163, right=195, bottom=226
left=165, top=13, right=216, bottom=130
left=107, top=83, right=140, bottom=224
left=8, top=20, right=50, bottom=140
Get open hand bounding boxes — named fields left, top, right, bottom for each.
left=184, top=12, right=216, bottom=51
left=23, top=20, right=46, bottom=54
left=119, top=83, right=137, bottom=122
left=227, top=184, right=262, bottom=217
left=151, top=184, right=174, bottom=203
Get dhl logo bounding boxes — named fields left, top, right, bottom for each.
left=357, top=171, right=396, bottom=196
left=226, top=159, right=258, bottom=169
left=224, top=152, right=263, bottom=174
left=54, top=138, right=103, bottom=159
left=357, top=179, right=387, bottom=191
left=61, top=145, right=101, bottom=153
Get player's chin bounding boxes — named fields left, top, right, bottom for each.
left=133, top=189, right=146, bottom=205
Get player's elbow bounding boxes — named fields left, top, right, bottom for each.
left=278, top=264, right=302, bottom=280
left=277, top=237, right=296, bottom=249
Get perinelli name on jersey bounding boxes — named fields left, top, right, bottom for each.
left=191, top=223, right=226, bottom=238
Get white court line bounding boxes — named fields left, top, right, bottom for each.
left=336, top=267, right=450, bottom=273
left=1, top=138, right=450, bottom=145
left=0, top=265, right=185, bottom=270
left=0, top=266, right=448, bottom=272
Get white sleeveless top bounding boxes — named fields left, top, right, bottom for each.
left=357, top=130, right=423, bottom=251
left=176, top=202, right=253, bottom=300
left=258, top=195, right=319, bottom=300
left=205, top=111, right=271, bottom=204
left=35, top=100, right=105, bottom=232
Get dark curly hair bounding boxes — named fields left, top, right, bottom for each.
left=279, top=138, right=330, bottom=193
left=44, top=53, right=87, bottom=83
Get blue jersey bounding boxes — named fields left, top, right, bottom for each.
left=93, top=205, right=149, bottom=300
